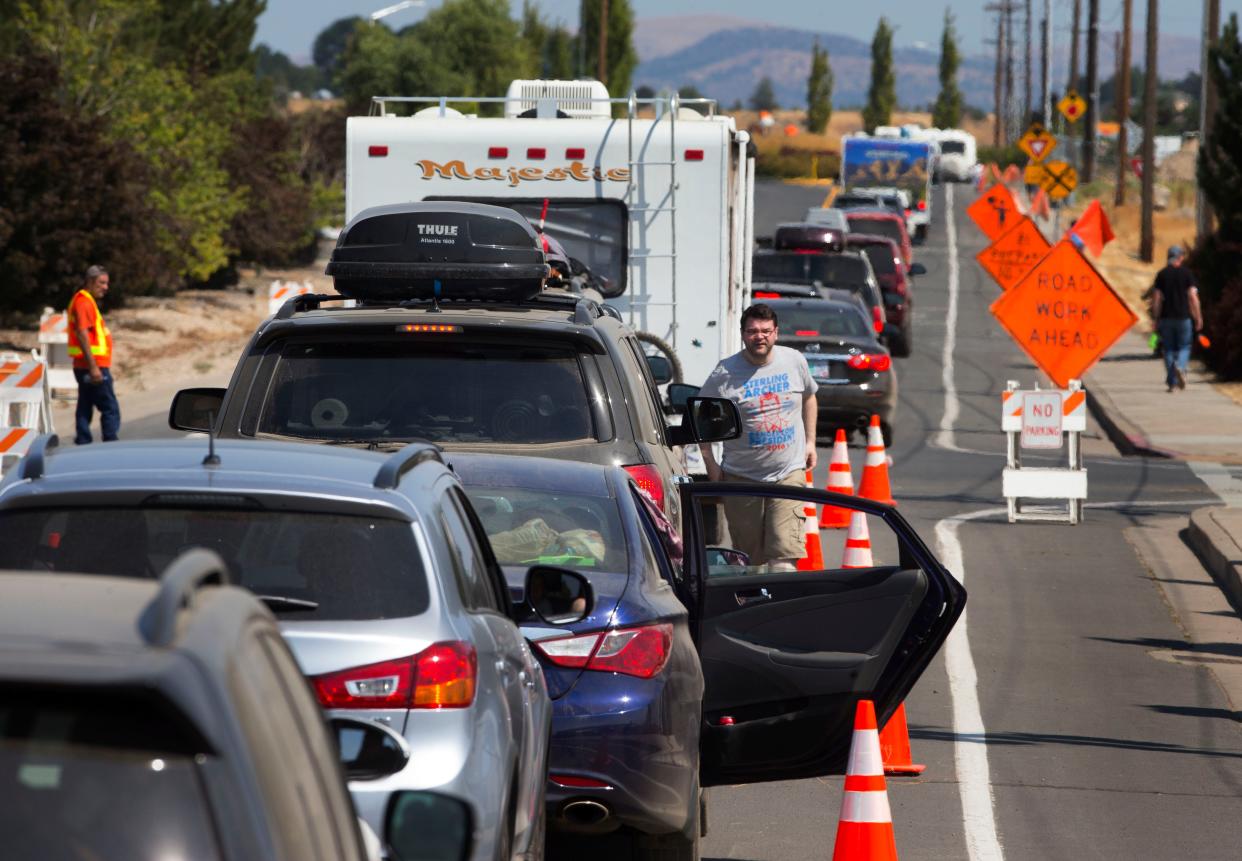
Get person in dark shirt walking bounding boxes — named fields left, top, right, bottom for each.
left=1149, top=245, right=1203, bottom=392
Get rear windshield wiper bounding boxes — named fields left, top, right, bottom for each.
left=257, top=595, right=319, bottom=611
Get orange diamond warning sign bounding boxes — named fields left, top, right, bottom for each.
left=1058, top=90, right=1087, bottom=123
left=1018, top=123, right=1057, bottom=163
left=989, top=239, right=1139, bottom=387
left=967, top=183, right=1021, bottom=241
left=976, top=217, right=1052, bottom=291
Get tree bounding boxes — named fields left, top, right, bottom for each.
left=932, top=10, right=963, bottom=128
left=520, top=0, right=550, bottom=77
left=544, top=26, right=575, bottom=79
left=805, top=39, right=833, bottom=133
left=749, top=76, right=778, bottom=111
left=254, top=44, right=324, bottom=98
left=863, top=17, right=897, bottom=133
left=578, top=0, right=638, bottom=99
left=313, top=16, right=366, bottom=88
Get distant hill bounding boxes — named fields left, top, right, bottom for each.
left=632, top=17, right=1203, bottom=112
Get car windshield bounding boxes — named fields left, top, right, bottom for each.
left=847, top=216, right=904, bottom=248
left=257, top=339, right=596, bottom=445
left=0, top=687, right=221, bottom=859
left=463, top=486, right=627, bottom=573
left=752, top=254, right=869, bottom=287
left=857, top=244, right=897, bottom=276
left=777, top=304, right=871, bottom=338
left=833, top=194, right=881, bottom=209
left=429, top=197, right=626, bottom=297
left=0, top=507, right=429, bottom=621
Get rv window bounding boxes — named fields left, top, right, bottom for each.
left=428, top=198, right=627, bottom=297
left=940, top=141, right=967, bottom=155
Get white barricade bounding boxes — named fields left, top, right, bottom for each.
left=0, top=426, right=39, bottom=473
left=38, top=307, right=78, bottom=395
left=1000, top=379, right=1088, bottom=524
left=268, top=280, right=314, bottom=316
left=0, top=356, right=54, bottom=436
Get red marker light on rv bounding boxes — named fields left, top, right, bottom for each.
left=527, top=147, right=546, bottom=160
left=368, top=145, right=389, bottom=157
left=566, top=147, right=586, bottom=159
left=488, top=147, right=508, bottom=159
left=684, top=149, right=705, bottom=161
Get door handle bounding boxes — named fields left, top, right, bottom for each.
left=734, top=587, right=772, bottom=607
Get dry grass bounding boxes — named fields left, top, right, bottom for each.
left=728, top=109, right=994, bottom=154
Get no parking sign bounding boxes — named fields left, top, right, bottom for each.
left=1020, top=391, right=1063, bottom=449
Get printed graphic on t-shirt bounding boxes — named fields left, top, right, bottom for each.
left=749, top=385, right=795, bottom=450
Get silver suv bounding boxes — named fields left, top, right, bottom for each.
left=0, top=435, right=594, bottom=861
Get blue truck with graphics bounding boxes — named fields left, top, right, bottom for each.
left=840, top=135, right=934, bottom=241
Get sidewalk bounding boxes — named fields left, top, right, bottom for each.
left=1085, top=328, right=1242, bottom=615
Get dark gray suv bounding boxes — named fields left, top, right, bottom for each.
left=169, top=202, right=740, bottom=524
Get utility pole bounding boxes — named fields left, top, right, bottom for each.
left=989, top=3, right=1007, bottom=146
left=1083, top=0, right=1099, bottom=181
left=1115, top=0, right=1132, bottom=207
left=1140, top=0, right=1158, bottom=262
left=1024, top=0, right=1033, bottom=123
left=597, top=0, right=609, bottom=84
left=1197, top=0, right=1221, bottom=240
left=1042, top=0, right=1053, bottom=127
left=1069, top=0, right=1081, bottom=92
left=1006, top=2, right=1016, bottom=140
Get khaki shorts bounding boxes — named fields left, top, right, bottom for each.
left=720, top=469, right=806, bottom=567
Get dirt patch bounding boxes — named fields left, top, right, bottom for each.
left=1214, top=381, right=1242, bottom=409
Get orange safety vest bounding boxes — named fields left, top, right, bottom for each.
left=67, top=289, right=112, bottom=369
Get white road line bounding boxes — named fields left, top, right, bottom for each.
left=935, top=184, right=962, bottom=452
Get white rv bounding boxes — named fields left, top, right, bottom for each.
left=343, top=79, right=756, bottom=387
left=931, top=129, right=977, bottom=182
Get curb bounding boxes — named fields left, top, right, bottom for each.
left=1186, top=507, right=1242, bottom=616
left=1084, top=375, right=1173, bottom=459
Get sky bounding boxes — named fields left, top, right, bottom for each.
left=255, top=0, right=1241, bottom=64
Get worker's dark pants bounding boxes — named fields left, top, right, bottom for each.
left=74, top=368, right=121, bottom=444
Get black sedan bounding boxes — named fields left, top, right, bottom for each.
left=764, top=295, right=898, bottom=446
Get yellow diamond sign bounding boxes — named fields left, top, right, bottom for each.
left=1058, top=90, right=1087, bottom=123
left=1018, top=123, right=1057, bottom=163
left=1037, top=160, right=1078, bottom=201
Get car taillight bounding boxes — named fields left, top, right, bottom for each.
left=904, top=209, right=912, bottom=217
left=624, top=464, right=665, bottom=510
left=535, top=624, right=673, bottom=679
left=871, top=305, right=884, bottom=335
left=754, top=291, right=781, bottom=299
left=848, top=353, right=892, bottom=372
left=917, top=200, right=927, bottom=211
left=312, top=642, right=477, bottom=710
left=795, top=329, right=819, bottom=336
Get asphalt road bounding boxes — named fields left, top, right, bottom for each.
left=701, top=182, right=1242, bottom=860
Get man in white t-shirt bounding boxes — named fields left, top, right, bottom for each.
left=698, top=303, right=818, bottom=571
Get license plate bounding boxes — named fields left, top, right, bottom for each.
left=807, top=357, right=846, bottom=382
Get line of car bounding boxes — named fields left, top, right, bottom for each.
left=0, top=201, right=963, bottom=861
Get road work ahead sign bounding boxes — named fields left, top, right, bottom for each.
left=989, top=240, right=1138, bottom=387
left=976, top=217, right=1052, bottom=291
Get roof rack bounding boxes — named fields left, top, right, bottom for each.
left=373, top=442, right=444, bottom=490
left=138, top=548, right=231, bottom=647
left=19, top=433, right=58, bottom=481
left=274, top=293, right=353, bottom=320
left=275, top=289, right=620, bottom=325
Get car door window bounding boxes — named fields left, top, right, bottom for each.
left=439, top=491, right=501, bottom=613
left=622, top=337, right=669, bottom=445
left=678, top=482, right=964, bottom=787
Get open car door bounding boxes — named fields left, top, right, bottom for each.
left=679, top=482, right=965, bottom=786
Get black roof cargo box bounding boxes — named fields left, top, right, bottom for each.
left=773, top=223, right=846, bottom=254
left=326, top=202, right=550, bottom=301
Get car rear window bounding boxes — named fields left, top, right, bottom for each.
left=858, top=245, right=897, bottom=276
left=463, top=486, right=628, bottom=573
left=847, top=216, right=905, bottom=248
left=257, top=339, right=597, bottom=444
left=0, top=507, right=429, bottom=621
left=777, top=304, right=871, bottom=338
left=752, top=254, right=868, bottom=286
left=0, top=686, right=221, bottom=860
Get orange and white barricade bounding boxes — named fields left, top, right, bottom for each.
left=0, top=427, right=40, bottom=473
left=1001, top=379, right=1087, bottom=524
left=268, top=280, right=315, bottom=316
left=37, top=308, right=77, bottom=395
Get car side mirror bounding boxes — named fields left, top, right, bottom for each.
left=384, top=790, right=472, bottom=861
left=524, top=566, right=594, bottom=625
left=909, top=262, right=927, bottom=276
left=665, top=396, right=742, bottom=446
left=331, top=717, right=411, bottom=781
left=666, top=382, right=700, bottom=410
left=169, top=388, right=225, bottom=433
left=646, top=354, right=674, bottom=385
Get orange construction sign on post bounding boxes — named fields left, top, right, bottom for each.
left=966, top=183, right=1020, bottom=240
left=976, top=217, right=1053, bottom=291
left=989, top=239, right=1139, bottom=388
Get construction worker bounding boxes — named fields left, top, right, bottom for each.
left=67, top=265, right=120, bottom=444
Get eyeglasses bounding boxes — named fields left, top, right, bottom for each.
left=743, top=328, right=776, bottom=337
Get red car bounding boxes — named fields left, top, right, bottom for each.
left=845, top=210, right=913, bottom=270
left=846, top=233, right=926, bottom=358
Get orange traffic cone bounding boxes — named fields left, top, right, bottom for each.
left=858, top=416, right=895, bottom=506
left=797, top=470, right=825, bottom=571
left=1002, top=164, right=1021, bottom=183
left=832, top=700, right=899, bottom=861
left=820, top=430, right=855, bottom=528
left=879, top=703, right=925, bottom=776
left=841, top=511, right=873, bottom=569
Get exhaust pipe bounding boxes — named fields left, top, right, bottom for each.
left=556, top=799, right=617, bottom=834
left=853, top=415, right=869, bottom=429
